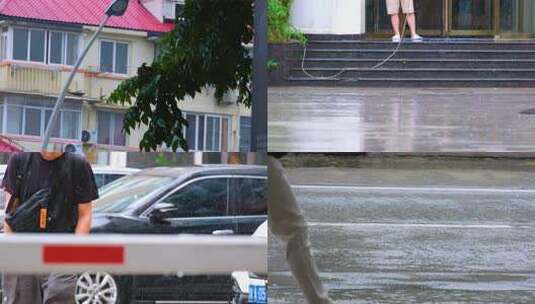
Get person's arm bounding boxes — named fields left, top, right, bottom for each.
left=3, top=191, right=12, bottom=234
left=268, top=156, right=332, bottom=304
left=2, top=154, right=21, bottom=234
left=75, top=202, right=92, bottom=235
left=73, top=156, right=98, bottom=235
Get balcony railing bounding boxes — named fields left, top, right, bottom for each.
left=0, top=61, right=127, bottom=101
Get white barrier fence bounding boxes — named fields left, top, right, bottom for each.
left=0, top=234, right=267, bottom=275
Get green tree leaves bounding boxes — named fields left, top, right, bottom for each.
left=108, top=0, right=253, bottom=151
left=268, top=0, right=305, bottom=44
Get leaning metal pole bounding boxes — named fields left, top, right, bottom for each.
left=41, top=14, right=111, bottom=151
left=251, top=0, right=268, bottom=152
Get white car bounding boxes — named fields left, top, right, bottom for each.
left=91, top=166, right=141, bottom=189
left=231, top=221, right=268, bottom=304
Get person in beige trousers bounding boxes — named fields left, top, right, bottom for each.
left=268, top=156, right=333, bottom=303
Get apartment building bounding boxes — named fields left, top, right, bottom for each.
left=0, top=0, right=252, bottom=153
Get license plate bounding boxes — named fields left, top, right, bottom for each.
left=249, top=284, right=267, bottom=304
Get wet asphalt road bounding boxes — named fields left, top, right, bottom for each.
left=268, top=185, right=535, bottom=303
left=268, top=87, right=535, bottom=152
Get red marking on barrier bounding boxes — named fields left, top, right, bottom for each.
left=43, top=245, right=124, bottom=264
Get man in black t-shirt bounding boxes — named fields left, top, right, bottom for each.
left=1, top=152, right=99, bottom=304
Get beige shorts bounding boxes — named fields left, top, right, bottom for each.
left=386, top=0, right=415, bottom=15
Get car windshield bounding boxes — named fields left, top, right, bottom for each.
left=94, top=175, right=174, bottom=214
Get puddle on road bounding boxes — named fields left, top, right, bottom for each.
left=269, top=271, right=535, bottom=303
left=269, top=87, right=535, bottom=152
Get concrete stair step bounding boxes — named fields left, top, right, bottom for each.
left=272, top=36, right=535, bottom=87
left=305, top=34, right=535, bottom=43
left=306, top=40, right=535, bottom=50
left=305, top=34, right=366, bottom=41
left=290, top=58, right=535, bottom=69
left=286, top=76, right=535, bottom=87
left=288, top=49, right=535, bottom=60
left=289, top=68, right=535, bottom=79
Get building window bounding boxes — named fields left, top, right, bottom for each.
left=13, top=28, right=46, bottom=63
left=184, top=113, right=230, bottom=152
left=1, top=96, right=81, bottom=139
left=13, top=28, right=29, bottom=61
left=11, top=27, right=80, bottom=65
left=100, top=40, right=128, bottom=74
left=24, top=108, right=41, bottom=136
left=6, top=106, right=22, bottom=134
left=97, top=111, right=126, bottom=146
left=49, top=32, right=80, bottom=65
left=206, top=116, right=221, bottom=151
left=0, top=29, right=7, bottom=61
left=239, top=116, right=251, bottom=152
left=30, top=30, right=46, bottom=62
left=49, top=32, right=63, bottom=64
left=62, top=111, right=80, bottom=139
left=66, top=33, right=79, bottom=66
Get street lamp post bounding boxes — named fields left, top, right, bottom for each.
left=251, top=0, right=268, bottom=152
left=41, top=0, right=130, bottom=151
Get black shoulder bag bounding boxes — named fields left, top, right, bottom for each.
left=5, top=154, right=66, bottom=233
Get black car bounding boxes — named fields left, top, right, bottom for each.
left=76, top=165, right=267, bottom=304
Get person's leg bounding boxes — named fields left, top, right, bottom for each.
left=406, top=13, right=417, bottom=36
left=268, top=156, right=332, bottom=304
left=42, top=273, right=77, bottom=304
left=387, top=0, right=401, bottom=38
left=402, top=0, right=422, bottom=40
left=1, top=274, right=42, bottom=304
left=390, top=14, right=401, bottom=37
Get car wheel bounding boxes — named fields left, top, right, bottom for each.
left=75, top=272, right=119, bottom=304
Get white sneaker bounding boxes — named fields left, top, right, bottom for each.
left=392, top=35, right=401, bottom=43
left=411, top=34, right=423, bottom=42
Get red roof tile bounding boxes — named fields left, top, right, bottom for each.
left=0, top=0, right=174, bottom=33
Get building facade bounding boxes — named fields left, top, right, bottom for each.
left=291, top=0, right=535, bottom=38
left=0, top=0, right=252, bottom=153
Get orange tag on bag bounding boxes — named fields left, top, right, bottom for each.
left=11, top=198, right=21, bottom=212
left=39, top=208, right=48, bottom=230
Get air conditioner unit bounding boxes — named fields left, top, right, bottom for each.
left=222, top=91, right=238, bottom=105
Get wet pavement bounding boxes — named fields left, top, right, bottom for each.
left=268, top=87, right=535, bottom=152
left=269, top=167, right=535, bottom=303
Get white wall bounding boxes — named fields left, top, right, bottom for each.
left=140, top=0, right=179, bottom=22
left=140, top=0, right=165, bottom=22
left=290, top=0, right=366, bottom=34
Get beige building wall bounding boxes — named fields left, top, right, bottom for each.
left=0, top=23, right=251, bottom=152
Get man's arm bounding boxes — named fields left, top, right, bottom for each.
left=268, top=156, right=332, bottom=303
left=3, top=191, right=12, bottom=234
left=75, top=202, right=92, bottom=235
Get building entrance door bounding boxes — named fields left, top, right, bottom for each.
left=366, top=0, right=535, bottom=38
left=366, top=0, right=520, bottom=37
left=448, top=0, right=497, bottom=36
left=415, top=0, right=445, bottom=36
left=366, top=0, right=444, bottom=36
